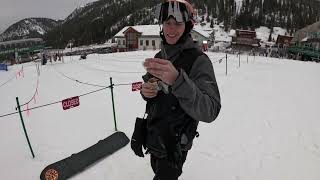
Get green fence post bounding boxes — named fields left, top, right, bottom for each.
left=226, top=53, right=228, bottom=76
left=16, top=97, right=35, bottom=158
left=109, top=77, right=118, bottom=131
left=238, top=53, right=241, bottom=68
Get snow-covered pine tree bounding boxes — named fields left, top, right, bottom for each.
left=208, top=30, right=215, bottom=48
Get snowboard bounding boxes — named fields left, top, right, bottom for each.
left=40, top=131, right=129, bottom=180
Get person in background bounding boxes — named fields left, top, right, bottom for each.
left=131, top=1, right=221, bottom=179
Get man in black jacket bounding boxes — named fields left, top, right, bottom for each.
left=131, top=1, right=221, bottom=179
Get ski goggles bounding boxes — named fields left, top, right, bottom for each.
left=155, top=1, right=193, bottom=24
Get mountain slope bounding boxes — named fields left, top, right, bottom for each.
left=292, top=21, right=320, bottom=42
left=0, top=18, right=60, bottom=42
left=45, top=0, right=157, bottom=48
left=44, top=0, right=320, bottom=48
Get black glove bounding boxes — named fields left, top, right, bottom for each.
left=131, top=138, right=144, bottom=157
left=131, top=117, right=147, bottom=157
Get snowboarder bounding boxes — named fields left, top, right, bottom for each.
left=131, top=1, right=221, bottom=179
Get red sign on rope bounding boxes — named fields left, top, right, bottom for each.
left=62, top=96, right=80, bottom=110
left=132, top=82, right=142, bottom=91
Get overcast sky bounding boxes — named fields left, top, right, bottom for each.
left=0, top=0, right=97, bottom=33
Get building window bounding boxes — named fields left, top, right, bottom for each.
left=140, top=40, right=143, bottom=46
left=118, top=40, right=121, bottom=45
left=123, top=40, right=125, bottom=45
left=146, top=40, right=149, bottom=46
left=152, top=40, right=155, bottom=46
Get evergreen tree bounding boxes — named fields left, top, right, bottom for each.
left=42, top=0, right=320, bottom=48
left=208, top=30, right=215, bottom=47
left=210, top=19, right=214, bottom=28
left=206, top=15, right=211, bottom=23
left=268, top=27, right=274, bottom=42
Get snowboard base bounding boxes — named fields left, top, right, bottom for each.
left=40, top=131, right=129, bottom=180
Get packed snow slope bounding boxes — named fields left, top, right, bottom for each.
left=0, top=51, right=320, bottom=180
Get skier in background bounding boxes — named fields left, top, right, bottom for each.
left=131, top=0, right=221, bottom=179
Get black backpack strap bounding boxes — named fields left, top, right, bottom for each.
left=173, top=48, right=203, bottom=75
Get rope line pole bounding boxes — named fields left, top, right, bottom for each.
left=239, top=53, right=241, bottom=68
left=226, top=53, right=228, bottom=76
left=109, top=77, right=118, bottom=131
left=16, top=97, right=35, bottom=158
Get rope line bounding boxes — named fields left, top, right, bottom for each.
left=78, top=63, right=145, bottom=74
left=20, top=78, right=39, bottom=107
left=0, top=111, right=19, bottom=118
left=74, top=80, right=107, bottom=88
left=212, top=58, right=223, bottom=63
left=17, top=64, right=39, bottom=107
left=53, top=66, right=108, bottom=88
left=0, top=74, right=16, bottom=88
left=0, top=86, right=110, bottom=118
left=78, top=86, right=110, bottom=97
left=211, top=57, right=226, bottom=64
left=113, top=83, right=134, bottom=87
left=90, top=69, right=145, bottom=74
left=0, top=53, right=239, bottom=118
left=96, top=58, right=143, bottom=63
left=0, top=65, right=23, bottom=88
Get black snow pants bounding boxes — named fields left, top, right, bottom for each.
left=150, top=151, right=188, bottom=180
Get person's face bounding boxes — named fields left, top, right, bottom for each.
left=163, top=17, right=185, bottom=45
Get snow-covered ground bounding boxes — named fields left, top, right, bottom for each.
left=0, top=51, right=320, bottom=180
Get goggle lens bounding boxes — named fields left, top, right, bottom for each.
left=155, top=2, right=190, bottom=24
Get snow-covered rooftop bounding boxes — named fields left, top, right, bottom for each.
left=193, top=23, right=231, bottom=42
left=193, top=26, right=211, bottom=38
left=256, top=26, right=288, bottom=43
left=0, top=38, right=43, bottom=45
left=114, top=25, right=161, bottom=37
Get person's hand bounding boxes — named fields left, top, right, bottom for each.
left=141, top=78, right=158, bottom=98
left=143, top=58, right=178, bottom=85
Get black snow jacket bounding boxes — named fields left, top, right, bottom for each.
left=142, top=36, right=221, bottom=157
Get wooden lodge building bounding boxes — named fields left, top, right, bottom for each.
left=275, top=35, right=294, bottom=48
left=231, top=29, right=260, bottom=51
